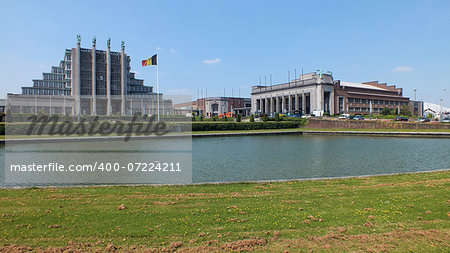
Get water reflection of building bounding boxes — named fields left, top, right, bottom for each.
left=7, top=36, right=172, bottom=116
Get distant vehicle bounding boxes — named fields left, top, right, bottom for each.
left=287, top=111, right=303, bottom=118
left=417, top=117, right=430, bottom=122
left=441, top=117, right=450, bottom=123
left=395, top=116, right=408, bottom=121
left=353, top=115, right=364, bottom=120
left=338, top=114, right=351, bottom=119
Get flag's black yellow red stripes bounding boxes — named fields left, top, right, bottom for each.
left=142, top=54, right=157, bottom=66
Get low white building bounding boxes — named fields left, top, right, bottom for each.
left=251, top=72, right=335, bottom=116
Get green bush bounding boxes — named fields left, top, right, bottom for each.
left=275, top=113, right=281, bottom=122
left=192, top=122, right=302, bottom=131
left=236, top=114, right=241, bottom=122
left=0, top=123, right=5, bottom=135
left=262, top=114, right=268, bottom=122
left=3, top=121, right=192, bottom=136
left=250, top=114, right=255, bottom=122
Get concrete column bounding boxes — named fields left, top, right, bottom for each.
left=275, top=97, right=279, bottom=113
left=330, top=89, right=335, bottom=115
left=75, top=41, right=81, bottom=116
left=265, top=97, right=269, bottom=114
left=302, top=93, right=306, bottom=114
left=106, top=39, right=112, bottom=115
left=317, top=85, right=323, bottom=112
left=295, top=94, right=299, bottom=111
left=281, top=95, right=285, bottom=113
left=120, top=42, right=127, bottom=116
left=91, top=40, right=97, bottom=115
left=288, top=94, right=292, bottom=113
left=251, top=97, right=257, bottom=114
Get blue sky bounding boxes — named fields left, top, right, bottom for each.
left=0, top=0, right=449, bottom=105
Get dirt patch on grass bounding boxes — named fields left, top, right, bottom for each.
left=345, top=178, right=450, bottom=190
left=1, top=229, right=448, bottom=252
left=277, top=228, right=450, bottom=252
left=221, top=238, right=268, bottom=252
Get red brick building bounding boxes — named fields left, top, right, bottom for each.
left=334, top=80, right=410, bottom=115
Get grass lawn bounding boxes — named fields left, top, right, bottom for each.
left=1, top=171, right=449, bottom=252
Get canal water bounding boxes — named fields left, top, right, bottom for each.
left=1, top=135, right=449, bottom=186
left=192, top=135, right=449, bottom=182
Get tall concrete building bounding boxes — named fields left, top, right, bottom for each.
left=8, top=36, right=171, bottom=116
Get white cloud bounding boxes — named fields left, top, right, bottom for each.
left=155, top=47, right=161, bottom=51
left=203, top=58, right=221, bottom=64
left=392, top=66, right=413, bottom=72
left=170, top=48, right=177, bottom=53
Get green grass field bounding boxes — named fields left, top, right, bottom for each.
left=1, top=171, right=449, bottom=252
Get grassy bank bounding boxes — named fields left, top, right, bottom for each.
left=1, top=127, right=450, bottom=141
left=1, top=171, right=449, bottom=252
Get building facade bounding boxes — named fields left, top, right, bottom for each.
left=251, top=72, right=412, bottom=116
left=0, top=99, right=5, bottom=114
left=7, top=36, right=172, bottom=116
left=173, top=97, right=251, bottom=117
left=251, top=72, right=335, bottom=116
left=334, top=80, right=410, bottom=115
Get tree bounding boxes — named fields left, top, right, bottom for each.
left=381, top=108, right=392, bottom=116
left=400, top=105, right=412, bottom=117
left=275, top=113, right=281, bottom=122
left=262, top=114, right=268, bottom=122
left=236, top=113, right=241, bottom=122
left=249, top=114, right=255, bottom=122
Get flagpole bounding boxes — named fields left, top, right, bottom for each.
left=157, top=63, right=160, bottom=121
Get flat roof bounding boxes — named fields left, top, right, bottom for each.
left=340, top=82, right=387, bottom=91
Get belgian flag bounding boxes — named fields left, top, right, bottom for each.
left=142, top=54, right=157, bottom=66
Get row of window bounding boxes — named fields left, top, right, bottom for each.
left=347, top=98, right=408, bottom=106
left=51, top=66, right=64, bottom=73
left=43, top=73, right=65, bottom=81
left=349, top=107, right=383, bottom=112
left=23, top=88, right=70, bottom=96
left=33, top=80, right=68, bottom=88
